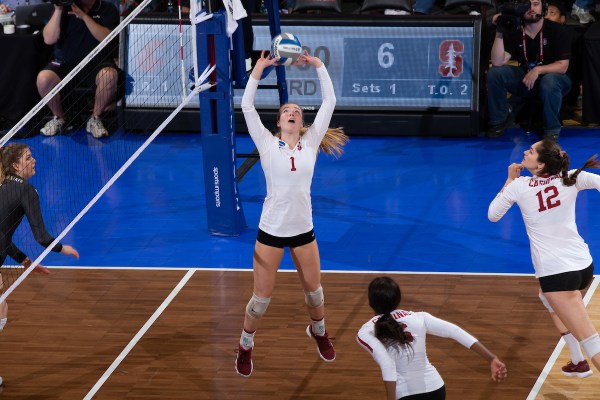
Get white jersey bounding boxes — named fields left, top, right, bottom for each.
left=488, top=170, right=600, bottom=278
left=241, top=65, right=336, bottom=237
left=356, top=310, right=477, bottom=399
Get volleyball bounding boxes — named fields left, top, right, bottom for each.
left=270, top=33, right=302, bottom=66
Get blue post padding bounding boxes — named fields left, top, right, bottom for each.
left=232, top=23, right=248, bottom=88
left=196, top=10, right=246, bottom=236
left=201, top=134, right=246, bottom=236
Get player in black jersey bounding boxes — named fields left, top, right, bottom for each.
left=0, top=143, right=79, bottom=336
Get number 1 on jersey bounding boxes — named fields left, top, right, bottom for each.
left=290, top=156, right=297, bottom=171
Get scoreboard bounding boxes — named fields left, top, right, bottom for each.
left=246, top=23, right=477, bottom=111
left=124, top=16, right=484, bottom=136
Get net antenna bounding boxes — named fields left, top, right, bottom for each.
left=0, top=3, right=216, bottom=304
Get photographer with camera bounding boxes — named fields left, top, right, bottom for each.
left=486, top=0, right=571, bottom=139
left=36, top=0, right=121, bottom=138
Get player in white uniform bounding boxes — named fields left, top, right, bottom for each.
left=235, top=50, right=348, bottom=377
left=489, top=138, right=600, bottom=376
left=357, top=277, right=507, bottom=400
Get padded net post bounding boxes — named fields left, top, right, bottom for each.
left=196, top=10, right=246, bottom=236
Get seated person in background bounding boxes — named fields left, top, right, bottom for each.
left=0, top=0, right=44, bottom=13
left=385, top=0, right=480, bottom=15
left=36, top=0, right=120, bottom=138
left=486, top=0, right=571, bottom=139
left=385, top=0, right=434, bottom=15
left=571, top=0, right=595, bottom=24
left=545, top=0, right=585, bottom=120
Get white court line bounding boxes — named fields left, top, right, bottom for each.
left=2, top=264, right=536, bottom=277
left=526, top=276, right=600, bottom=400
left=83, top=269, right=195, bottom=400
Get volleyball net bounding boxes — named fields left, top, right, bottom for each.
left=0, top=0, right=217, bottom=305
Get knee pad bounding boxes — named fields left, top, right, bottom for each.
left=538, top=292, right=555, bottom=313
left=245, top=294, right=271, bottom=319
left=581, top=333, right=600, bottom=359
left=304, top=286, right=324, bottom=308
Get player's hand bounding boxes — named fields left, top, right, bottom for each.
left=61, top=245, right=80, bottom=260
left=491, top=357, right=507, bottom=382
left=33, top=265, right=51, bottom=275
left=21, top=258, right=51, bottom=275
left=257, top=50, right=280, bottom=68
left=508, top=163, right=524, bottom=180
left=292, top=50, right=323, bottom=68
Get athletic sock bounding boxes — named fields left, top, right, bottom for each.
left=562, top=331, right=585, bottom=363
left=311, top=318, right=326, bottom=337
left=240, top=328, right=255, bottom=350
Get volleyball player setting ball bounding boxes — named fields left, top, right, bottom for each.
left=235, top=34, right=349, bottom=377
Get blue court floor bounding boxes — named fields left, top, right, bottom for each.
left=11, top=126, right=600, bottom=275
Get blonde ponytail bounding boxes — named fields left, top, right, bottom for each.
left=299, top=127, right=349, bottom=158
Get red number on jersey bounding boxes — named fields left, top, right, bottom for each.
left=536, top=185, right=561, bottom=212
left=290, top=156, right=297, bottom=171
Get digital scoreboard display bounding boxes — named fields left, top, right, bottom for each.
left=125, top=18, right=480, bottom=113
left=242, top=23, right=477, bottom=111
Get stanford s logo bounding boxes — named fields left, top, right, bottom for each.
left=438, top=40, right=464, bottom=78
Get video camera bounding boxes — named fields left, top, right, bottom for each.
left=496, top=0, right=532, bottom=33
left=49, top=0, right=74, bottom=7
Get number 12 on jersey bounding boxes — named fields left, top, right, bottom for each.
left=536, top=186, right=561, bottom=212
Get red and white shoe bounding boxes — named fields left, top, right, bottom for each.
left=561, top=360, right=593, bottom=378
left=306, top=325, right=336, bottom=362
left=235, top=345, right=253, bottom=377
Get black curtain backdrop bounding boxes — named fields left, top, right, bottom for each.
left=583, top=21, right=600, bottom=124
left=0, top=33, right=52, bottom=123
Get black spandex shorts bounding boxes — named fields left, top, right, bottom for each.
left=400, top=385, right=446, bottom=400
left=257, top=229, right=315, bottom=248
left=539, top=263, right=594, bottom=293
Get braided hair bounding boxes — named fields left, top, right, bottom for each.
left=368, top=277, right=414, bottom=353
left=536, top=138, right=600, bottom=186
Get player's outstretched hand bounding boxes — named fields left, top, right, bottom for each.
left=33, top=265, right=51, bottom=275
left=61, top=245, right=80, bottom=260
left=292, top=51, right=323, bottom=68
left=22, top=258, right=51, bottom=275
left=491, top=357, right=507, bottom=383
left=255, top=51, right=280, bottom=70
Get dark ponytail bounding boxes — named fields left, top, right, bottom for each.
left=368, top=277, right=414, bottom=352
left=536, top=139, right=600, bottom=186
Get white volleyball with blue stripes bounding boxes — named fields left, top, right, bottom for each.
left=270, top=33, right=302, bottom=66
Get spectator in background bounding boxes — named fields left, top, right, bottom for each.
left=545, top=0, right=586, bottom=120
left=36, top=0, right=122, bottom=138
left=571, top=0, right=595, bottom=24
left=385, top=0, right=435, bottom=15
left=385, top=0, right=481, bottom=15
left=486, top=0, right=571, bottom=139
